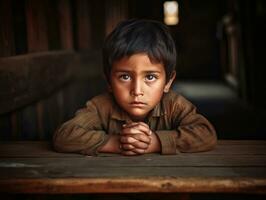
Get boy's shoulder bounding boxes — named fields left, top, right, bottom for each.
left=163, top=90, right=190, bottom=103
left=162, top=90, right=194, bottom=110
left=88, top=92, right=114, bottom=107
left=86, top=92, right=127, bottom=120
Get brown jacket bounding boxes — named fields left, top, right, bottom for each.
left=53, top=90, right=217, bottom=155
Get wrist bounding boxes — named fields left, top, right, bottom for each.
left=98, top=135, right=121, bottom=153
left=147, top=132, right=161, bottom=153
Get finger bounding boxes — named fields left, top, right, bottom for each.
left=132, top=148, right=146, bottom=154
left=122, top=124, right=152, bottom=136
left=131, top=134, right=151, bottom=144
left=120, top=136, right=138, bottom=144
left=120, top=135, right=150, bottom=149
left=134, top=122, right=152, bottom=136
left=121, top=143, right=135, bottom=150
left=131, top=140, right=149, bottom=149
left=121, top=127, right=143, bottom=135
left=138, top=122, right=150, bottom=129
left=120, top=134, right=151, bottom=145
left=121, top=150, right=138, bottom=156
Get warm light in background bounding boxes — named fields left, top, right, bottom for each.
left=164, top=1, right=179, bottom=25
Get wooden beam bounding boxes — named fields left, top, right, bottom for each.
left=25, top=0, right=49, bottom=52
left=0, top=50, right=75, bottom=114
left=105, top=0, right=128, bottom=35
left=75, top=0, right=92, bottom=50
left=0, top=0, right=15, bottom=57
left=58, top=0, right=73, bottom=49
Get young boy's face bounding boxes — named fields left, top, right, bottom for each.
left=110, top=53, right=175, bottom=121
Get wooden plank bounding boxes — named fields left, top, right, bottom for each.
left=41, top=94, right=61, bottom=140
left=21, top=104, right=38, bottom=140
left=10, top=112, right=20, bottom=139
left=25, top=0, right=50, bottom=141
left=75, top=0, right=92, bottom=49
left=0, top=159, right=265, bottom=178
left=0, top=177, right=265, bottom=194
left=1, top=152, right=266, bottom=167
left=36, top=102, right=45, bottom=139
left=12, top=0, right=27, bottom=55
left=0, top=140, right=266, bottom=158
left=0, top=0, right=15, bottom=57
left=0, top=141, right=265, bottom=194
left=0, top=50, right=75, bottom=114
left=105, top=0, right=128, bottom=35
left=25, top=0, right=48, bottom=52
left=216, top=140, right=266, bottom=145
left=0, top=141, right=81, bottom=158
left=46, top=0, right=61, bottom=51
left=58, top=0, right=73, bottom=49
left=198, top=143, right=266, bottom=155
left=56, top=90, right=65, bottom=127
left=90, top=0, right=105, bottom=49
left=0, top=115, right=11, bottom=140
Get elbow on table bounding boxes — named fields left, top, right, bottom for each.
left=196, top=126, right=217, bottom=152
left=181, top=136, right=217, bottom=153
left=53, top=134, right=66, bottom=153
left=199, top=129, right=218, bottom=152
left=197, top=123, right=218, bottom=152
left=178, top=130, right=218, bottom=153
left=52, top=128, right=74, bottom=153
left=202, top=134, right=217, bottom=151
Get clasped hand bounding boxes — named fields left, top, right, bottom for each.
left=120, top=122, right=153, bottom=156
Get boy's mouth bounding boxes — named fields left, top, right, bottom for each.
left=130, top=101, right=147, bottom=106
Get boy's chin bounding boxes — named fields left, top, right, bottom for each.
left=128, top=111, right=149, bottom=121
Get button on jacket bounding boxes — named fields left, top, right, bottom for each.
left=53, top=90, right=217, bottom=155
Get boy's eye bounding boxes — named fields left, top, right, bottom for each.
left=119, top=74, right=131, bottom=81
left=145, top=74, right=157, bottom=81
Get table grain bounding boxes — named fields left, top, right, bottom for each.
left=0, top=140, right=265, bottom=194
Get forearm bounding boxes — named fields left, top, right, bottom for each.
left=156, top=126, right=217, bottom=154
left=53, top=124, right=106, bottom=155
left=177, top=124, right=217, bottom=152
left=169, top=95, right=217, bottom=153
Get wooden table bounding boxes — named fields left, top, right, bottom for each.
left=0, top=140, right=266, bottom=194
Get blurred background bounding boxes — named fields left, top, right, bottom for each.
left=0, top=0, right=266, bottom=141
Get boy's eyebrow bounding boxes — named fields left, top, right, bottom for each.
left=143, top=70, right=162, bottom=73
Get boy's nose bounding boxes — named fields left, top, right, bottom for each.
left=131, top=80, right=143, bottom=96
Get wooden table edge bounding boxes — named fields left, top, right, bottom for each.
left=0, top=177, right=265, bottom=194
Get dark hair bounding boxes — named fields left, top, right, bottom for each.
left=102, top=19, right=176, bottom=82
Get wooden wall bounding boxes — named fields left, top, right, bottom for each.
left=237, top=0, right=266, bottom=109
left=1, top=0, right=265, bottom=141
left=0, top=0, right=128, bottom=141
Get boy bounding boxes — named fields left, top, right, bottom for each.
left=53, top=19, right=217, bottom=156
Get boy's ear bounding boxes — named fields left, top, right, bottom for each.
left=164, top=71, right=176, bottom=93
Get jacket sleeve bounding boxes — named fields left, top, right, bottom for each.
left=53, top=101, right=109, bottom=155
left=156, top=95, right=217, bottom=154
